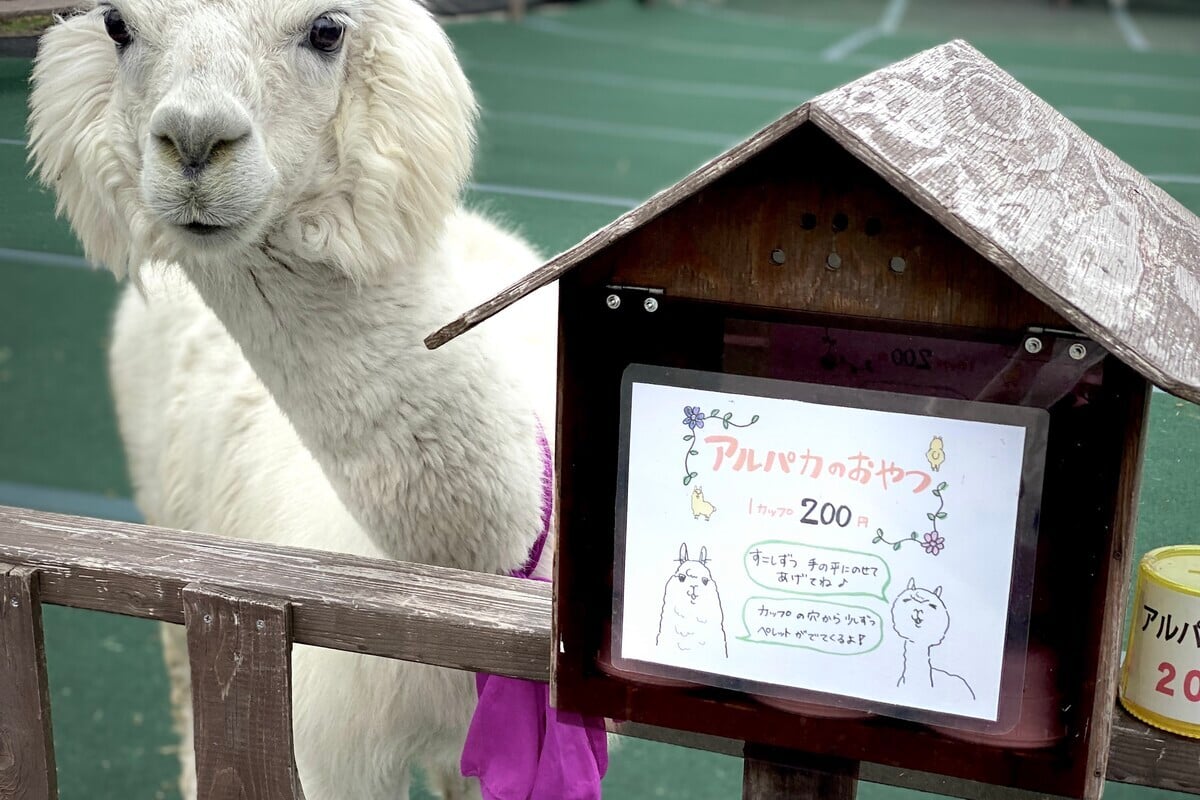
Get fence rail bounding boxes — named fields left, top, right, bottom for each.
left=0, top=504, right=1197, bottom=800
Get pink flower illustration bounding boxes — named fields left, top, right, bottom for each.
left=921, top=531, right=945, bottom=556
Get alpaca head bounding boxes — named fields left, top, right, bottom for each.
left=29, top=0, right=477, bottom=281
left=890, top=578, right=950, bottom=648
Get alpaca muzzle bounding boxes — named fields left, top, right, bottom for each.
left=150, top=102, right=252, bottom=180
left=142, top=96, right=275, bottom=242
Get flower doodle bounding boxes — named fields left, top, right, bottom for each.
left=681, top=405, right=759, bottom=485
left=873, top=481, right=949, bottom=555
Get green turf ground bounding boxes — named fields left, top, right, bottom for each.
left=1, top=0, right=1199, bottom=797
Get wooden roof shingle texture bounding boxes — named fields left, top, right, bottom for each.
left=812, top=39, right=1200, bottom=401
left=429, top=40, right=1200, bottom=402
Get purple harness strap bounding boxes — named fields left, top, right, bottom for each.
left=460, top=420, right=608, bottom=800
left=511, top=422, right=552, bottom=581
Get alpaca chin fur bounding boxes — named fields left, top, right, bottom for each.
left=29, top=2, right=557, bottom=798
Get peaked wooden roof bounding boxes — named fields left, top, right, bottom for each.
left=428, top=39, right=1200, bottom=403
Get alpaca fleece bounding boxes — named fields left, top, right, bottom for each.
left=29, top=1, right=556, bottom=798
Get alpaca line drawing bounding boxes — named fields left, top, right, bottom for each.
left=891, top=578, right=976, bottom=701
left=657, top=543, right=729, bottom=658
left=690, top=486, right=716, bottom=520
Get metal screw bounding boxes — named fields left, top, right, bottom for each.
left=1024, top=337, right=1043, bottom=355
left=826, top=253, right=842, bottom=270
left=889, top=256, right=906, bottom=274
left=643, top=297, right=659, bottom=313
left=1068, top=343, right=1087, bottom=361
left=770, top=248, right=786, bottom=265
left=605, top=294, right=621, bottom=310
left=256, top=619, right=265, bottom=631
left=9, top=596, right=19, bottom=608
left=203, top=613, right=213, bottom=625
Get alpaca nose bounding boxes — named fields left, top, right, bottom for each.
left=150, top=103, right=252, bottom=179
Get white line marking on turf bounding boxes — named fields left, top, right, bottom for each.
left=0, top=481, right=142, bottom=523
left=821, top=27, right=883, bottom=63
left=487, top=110, right=738, bottom=147
left=822, top=0, right=907, bottom=62
left=1064, top=106, right=1200, bottom=131
left=1112, top=5, right=1150, bottom=52
left=679, top=2, right=850, bottom=33
left=470, top=182, right=639, bottom=209
left=1148, top=174, right=1200, bottom=185
left=0, top=247, right=91, bottom=269
left=522, top=16, right=1197, bottom=92
left=468, top=59, right=814, bottom=104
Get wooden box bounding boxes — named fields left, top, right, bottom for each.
left=429, top=40, right=1200, bottom=799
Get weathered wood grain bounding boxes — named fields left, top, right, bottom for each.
left=184, top=585, right=304, bottom=800
left=742, top=753, right=857, bottom=800
left=1109, top=706, right=1200, bottom=794
left=1082, top=380, right=1152, bottom=799
left=0, top=505, right=551, bottom=681
left=2, top=506, right=1199, bottom=797
left=0, top=565, right=57, bottom=800
left=594, top=124, right=1067, bottom=332
left=808, top=40, right=1200, bottom=404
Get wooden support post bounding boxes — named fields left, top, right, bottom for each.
left=743, top=751, right=858, bottom=800
left=183, top=584, right=305, bottom=800
left=0, top=564, right=58, bottom=800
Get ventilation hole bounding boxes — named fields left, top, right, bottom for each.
left=831, top=213, right=849, bottom=232
left=800, top=213, right=817, bottom=230
left=865, top=217, right=883, bottom=236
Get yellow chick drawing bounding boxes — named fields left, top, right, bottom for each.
left=926, top=436, right=945, bottom=472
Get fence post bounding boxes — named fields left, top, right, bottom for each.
left=183, top=583, right=305, bottom=800
left=0, top=564, right=58, bottom=800
left=743, top=750, right=859, bottom=800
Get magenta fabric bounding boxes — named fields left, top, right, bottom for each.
left=461, top=655, right=609, bottom=800
left=460, top=422, right=608, bottom=800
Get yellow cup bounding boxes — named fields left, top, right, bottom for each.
left=1119, top=546, right=1200, bottom=738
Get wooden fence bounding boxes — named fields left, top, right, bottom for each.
left=1, top=504, right=1197, bottom=800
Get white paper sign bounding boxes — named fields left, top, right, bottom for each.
left=613, top=366, right=1046, bottom=725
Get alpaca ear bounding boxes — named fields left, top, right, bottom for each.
left=906, top=578, right=917, bottom=590
left=933, top=586, right=943, bottom=598
left=300, top=0, right=479, bottom=281
left=698, top=547, right=708, bottom=564
left=678, top=543, right=689, bottom=563
left=28, top=11, right=141, bottom=277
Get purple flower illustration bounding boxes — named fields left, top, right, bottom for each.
left=921, top=531, right=945, bottom=556
left=682, top=406, right=706, bottom=430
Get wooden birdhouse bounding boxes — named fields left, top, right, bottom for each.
left=428, top=40, right=1200, bottom=799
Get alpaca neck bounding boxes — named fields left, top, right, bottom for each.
left=181, top=239, right=544, bottom=574
left=901, top=640, right=934, bottom=686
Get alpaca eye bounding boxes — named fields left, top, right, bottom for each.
left=308, top=15, right=345, bottom=53
left=701, top=578, right=709, bottom=585
left=677, top=575, right=686, bottom=583
left=103, top=8, right=133, bottom=48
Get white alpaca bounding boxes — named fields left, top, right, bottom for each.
left=28, top=2, right=557, bottom=798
